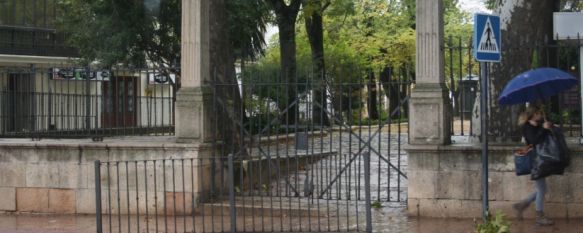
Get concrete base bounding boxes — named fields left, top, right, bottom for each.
left=175, top=87, right=214, bottom=143
left=408, top=83, right=452, bottom=145
left=406, top=142, right=583, bottom=219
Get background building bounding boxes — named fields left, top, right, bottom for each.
left=0, top=0, right=175, bottom=137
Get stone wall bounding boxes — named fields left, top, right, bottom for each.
left=0, top=140, right=202, bottom=214
left=0, top=135, right=333, bottom=215
left=407, top=143, right=583, bottom=219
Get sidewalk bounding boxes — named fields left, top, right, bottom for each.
left=0, top=214, right=582, bottom=233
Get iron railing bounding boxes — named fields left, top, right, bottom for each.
left=444, top=36, right=479, bottom=137
left=95, top=80, right=411, bottom=233
left=0, top=0, right=77, bottom=57
left=0, top=0, right=59, bottom=28
left=0, top=26, right=78, bottom=57
left=444, top=36, right=583, bottom=139
left=0, top=66, right=176, bottom=139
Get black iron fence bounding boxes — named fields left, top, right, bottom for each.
left=95, top=80, right=411, bottom=233
left=0, top=26, right=78, bottom=57
left=0, top=66, right=176, bottom=138
left=444, top=36, right=582, bottom=138
left=444, top=36, right=479, bottom=137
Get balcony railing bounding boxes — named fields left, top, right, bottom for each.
left=0, top=25, right=78, bottom=57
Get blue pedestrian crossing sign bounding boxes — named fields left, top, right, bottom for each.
left=474, top=13, right=501, bottom=62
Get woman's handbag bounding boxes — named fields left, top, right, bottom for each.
left=531, top=131, right=568, bottom=180
left=514, top=145, right=534, bottom=176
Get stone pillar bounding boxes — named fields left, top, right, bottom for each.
left=176, top=0, right=213, bottom=143
left=409, top=0, right=451, bottom=145
left=406, top=0, right=454, bottom=218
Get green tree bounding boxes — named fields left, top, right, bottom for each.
left=254, top=0, right=472, bottom=123
left=301, top=0, right=354, bottom=125
left=58, top=0, right=180, bottom=68
left=303, top=0, right=329, bottom=125
left=326, top=0, right=417, bottom=118
left=58, top=0, right=268, bottom=71
left=265, top=0, right=303, bottom=125
left=227, top=0, right=271, bottom=68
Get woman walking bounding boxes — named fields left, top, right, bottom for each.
left=513, top=106, right=554, bottom=226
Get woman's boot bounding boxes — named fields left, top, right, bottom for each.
left=536, top=211, right=554, bottom=226
left=512, top=201, right=529, bottom=220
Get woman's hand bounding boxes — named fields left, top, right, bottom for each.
left=543, top=121, right=552, bottom=129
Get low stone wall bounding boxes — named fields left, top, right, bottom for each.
left=0, top=139, right=202, bottom=214
left=406, top=142, right=583, bottom=219
left=0, top=136, right=334, bottom=215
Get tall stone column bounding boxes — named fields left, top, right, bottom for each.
left=176, top=0, right=213, bottom=143
left=405, top=0, right=452, bottom=218
left=409, top=0, right=451, bottom=145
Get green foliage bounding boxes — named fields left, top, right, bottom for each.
left=474, top=211, right=511, bottom=233
left=371, top=200, right=383, bottom=209
left=227, top=0, right=271, bottom=61
left=57, top=0, right=181, bottom=67
left=485, top=0, right=497, bottom=10
left=57, top=0, right=269, bottom=68
left=250, top=0, right=472, bottom=119
left=358, top=115, right=409, bottom=127
left=258, top=0, right=472, bottom=85
left=549, top=110, right=577, bottom=124
left=531, top=49, right=540, bottom=69
left=443, top=0, right=475, bottom=92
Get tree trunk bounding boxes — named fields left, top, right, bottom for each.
left=209, top=0, right=245, bottom=154
left=483, top=0, right=555, bottom=142
left=278, top=18, right=299, bottom=125
left=380, top=67, right=400, bottom=118
left=367, top=70, right=380, bottom=120
left=305, top=0, right=330, bottom=126
left=267, top=0, right=302, bottom=125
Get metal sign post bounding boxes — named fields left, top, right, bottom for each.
left=479, top=62, right=489, bottom=219
left=474, top=13, right=501, bottom=220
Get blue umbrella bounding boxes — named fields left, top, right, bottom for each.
left=498, top=67, right=578, bottom=105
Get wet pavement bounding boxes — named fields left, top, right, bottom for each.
left=1, top=213, right=583, bottom=233
left=252, top=128, right=409, bottom=202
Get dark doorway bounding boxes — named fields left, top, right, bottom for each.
left=5, top=73, right=36, bottom=132
left=101, top=76, right=138, bottom=128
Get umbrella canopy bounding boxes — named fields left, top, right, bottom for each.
left=497, top=67, right=578, bottom=105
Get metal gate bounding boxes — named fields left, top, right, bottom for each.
left=95, top=77, right=411, bottom=233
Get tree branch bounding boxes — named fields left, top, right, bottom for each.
left=322, top=0, right=331, bottom=11
left=265, top=0, right=285, bottom=13
left=289, top=0, right=302, bottom=14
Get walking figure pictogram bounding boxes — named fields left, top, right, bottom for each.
left=485, top=22, right=492, bottom=50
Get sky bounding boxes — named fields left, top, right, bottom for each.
left=264, top=0, right=491, bottom=42
left=459, top=0, right=491, bottom=14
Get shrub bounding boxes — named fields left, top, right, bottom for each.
left=474, top=211, right=511, bottom=233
